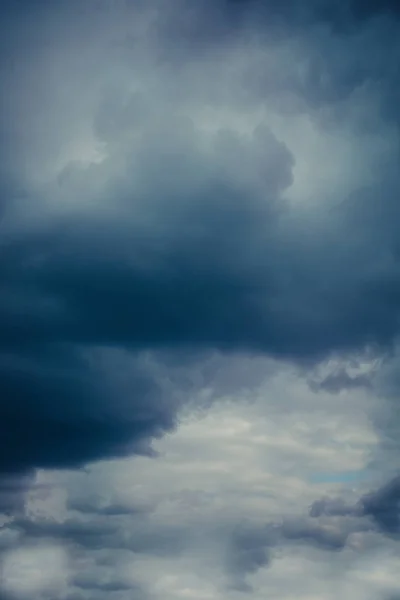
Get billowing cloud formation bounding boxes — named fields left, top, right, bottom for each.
left=1, top=0, right=400, bottom=485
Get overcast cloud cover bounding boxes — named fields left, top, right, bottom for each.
left=1, top=0, right=400, bottom=598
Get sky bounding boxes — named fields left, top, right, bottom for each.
left=1, top=0, right=400, bottom=598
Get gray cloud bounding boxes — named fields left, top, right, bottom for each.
left=361, top=476, right=400, bottom=535
left=308, top=368, right=372, bottom=394
left=310, top=475, right=400, bottom=538
left=0, top=371, right=391, bottom=600
left=0, top=479, right=380, bottom=598
left=0, top=476, right=34, bottom=518
left=309, top=496, right=361, bottom=518
left=1, top=0, right=400, bottom=529
left=225, top=523, right=276, bottom=591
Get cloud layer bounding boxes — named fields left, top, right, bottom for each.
left=1, top=1, right=400, bottom=598
left=1, top=0, right=400, bottom=478
left=0, top=366, right=395, bottom=600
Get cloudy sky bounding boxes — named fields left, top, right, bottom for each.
left=1, top=0, right=400, bottom=598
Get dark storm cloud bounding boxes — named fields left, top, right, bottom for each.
left=1, top=0, right=400, bottom=480
left=3, top=121, right=399, bottom=360
left=310, top=475, right=400, bottom=537
left=360, top=476, right=400, bottom=535
left=0, top=476, right=33, bottom=517
left=0, top=344, right=184, bottom=474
